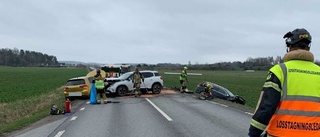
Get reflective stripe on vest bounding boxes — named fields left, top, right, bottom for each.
left=95, top=80, right=104, bottom=90
left=267, top=61, right=320, bottom=137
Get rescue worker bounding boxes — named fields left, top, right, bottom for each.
left=248, top=28, right=320, bottom=137
left=199, top=82, right=213, bottom=100
left=179, top=66, right=188, bottom=93
left=92, top=69, right=108, bottom=104
left=132, top=68, right=144, bottom=97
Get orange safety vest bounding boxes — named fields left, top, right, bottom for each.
left=267, top=61, right=320, bottom=137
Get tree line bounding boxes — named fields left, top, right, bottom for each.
left=157, top=56, right=320, bottom=71
left=0, top=48, right=58, bottom=67
left=2, top=47, right=320, bottom=70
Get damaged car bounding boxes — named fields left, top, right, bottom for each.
left=195, top=81, right=246, bottom=105
left=105, top=70, right=163, bottom=96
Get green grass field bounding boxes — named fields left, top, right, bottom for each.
left=0, top=66, right=88, bottom=134
left=159, top=70, right=268, bottom=108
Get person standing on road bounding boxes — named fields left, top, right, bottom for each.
left=132, top=67, right=144, bottom=97
left=248, top=28, right=320, bottom=137
left=180, top=66, right=188, bottom=93
left=92, top=69, right=108, bottom=104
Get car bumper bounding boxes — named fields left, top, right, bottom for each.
left=64, top=90, right=90, bottom=97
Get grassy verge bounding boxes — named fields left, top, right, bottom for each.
left=0, top=87, right=66, bottom=134
left=0, top=66, right=88, bottom=135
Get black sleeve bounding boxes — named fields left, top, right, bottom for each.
left=249, top=72, right=281, bottom=137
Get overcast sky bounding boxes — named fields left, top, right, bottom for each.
left=1, top=0, right=320, bottom=65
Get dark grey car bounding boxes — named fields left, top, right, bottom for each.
left=195, top=81, right=246, bottom=105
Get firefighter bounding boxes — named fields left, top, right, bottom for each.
left=248, top=28, right=320, bottom=137
left=92, top=69, right=108, bottom=104
left=199, top=82, right=213, bottom=100
left=132, top=67, right=144, bottom=97
left=179, top=66, right=188, bottom=93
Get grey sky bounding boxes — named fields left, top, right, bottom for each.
left=1, top=0, right=320, bottom=64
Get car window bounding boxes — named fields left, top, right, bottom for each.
left=220, top=86, right=235, bottom=97
left=218, top=88, right=227, bottom=95
left=212, top=85, right=220, bottom=91
left=142, top=72, right=153, bottom=78
left=213, top=85, right=226, bottom=95
left=118, top=72, right=132, bottom=79
left=154, top=72, right=160, bottom=76
left=88, top=77, right=93, bottom=83
left=66, top=79, right=85, bottom=86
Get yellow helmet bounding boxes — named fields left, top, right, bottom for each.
left=184, top=66, right=188, bottom=70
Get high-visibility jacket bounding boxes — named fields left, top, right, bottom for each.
left=180, top=70, right=187, bottom=81
left=266, top=60, right=320, bottom=137
left=95, top=80, right=105, bottom=90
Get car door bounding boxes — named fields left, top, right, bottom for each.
left=126, top=74, right=134, bottom=91
left=141, top=72, right=153, bottom=89
left=212, top=85, right=227, bottom=99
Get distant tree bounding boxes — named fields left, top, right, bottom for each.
left=0, top=48, right=59, bottom=67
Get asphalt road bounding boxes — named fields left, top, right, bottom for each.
left=8, top=90, right=253, bottom=137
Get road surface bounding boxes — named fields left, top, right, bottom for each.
left=8, top=90, right=253, bottom=137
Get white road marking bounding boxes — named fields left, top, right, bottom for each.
left=80, top=107, right=85, bottom=111
left=209, top=101, right=228, bottom=107
left=245, top=112, right=254, bottom=116
left=54, top=130, right=65, bottom=137
left=145, top=98, right=173, bottom=121
left=86, top=101, right=90, bottom=104
left=70, top=116, right=77, bottom=121
left=219, top=104, right=228, bottom=107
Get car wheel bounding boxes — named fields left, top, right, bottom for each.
left=116, top=86, right=128, bottom=96
left=151, top=83, right=162, bottom=94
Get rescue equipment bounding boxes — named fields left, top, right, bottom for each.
left=65, top=98, right=71, bottom=113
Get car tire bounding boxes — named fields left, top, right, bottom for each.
left=151, top=83, right=162, bottom=94
left=116, top=85, right=128, bottom=96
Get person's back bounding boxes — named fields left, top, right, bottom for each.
left=248, top=28, right=320, bottom=137
left=267, top=51, right=320, bottom=136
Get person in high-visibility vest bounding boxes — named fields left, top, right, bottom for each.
left=248, top=28, right=320, bottom=137
left=92, top=69, right=108, bottom=104
left=179, top=66, right=188, bottom=93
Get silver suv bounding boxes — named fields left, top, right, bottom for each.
left=105, top=70, right=163, bottom=96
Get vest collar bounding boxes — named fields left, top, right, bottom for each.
left=283, top=49, right=314, bottom=62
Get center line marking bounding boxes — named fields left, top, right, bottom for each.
left=145, top=98, right=173, bottom=121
